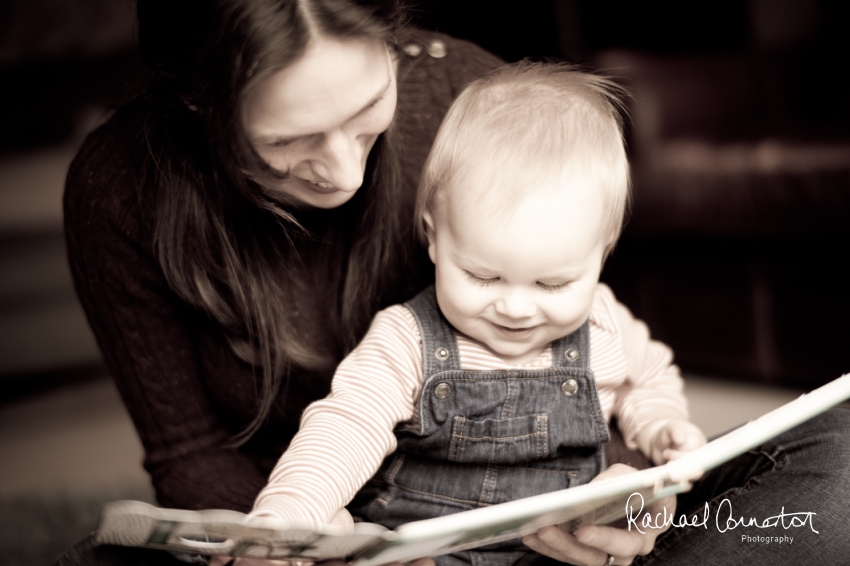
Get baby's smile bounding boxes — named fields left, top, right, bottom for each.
left=491, top=322, right=537, bottom=338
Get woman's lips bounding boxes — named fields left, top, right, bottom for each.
left=300, top=178, right=338, bottom=194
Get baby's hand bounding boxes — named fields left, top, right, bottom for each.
left=327, top=508, right=355, bottom=528
left=244, top=508, right=354, bottom=530
left=208, top=509, right=356, bottom=566
left=647, top=420, right=706, bottom=465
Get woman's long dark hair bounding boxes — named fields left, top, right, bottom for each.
left=135, top=0, right=408, bottom=443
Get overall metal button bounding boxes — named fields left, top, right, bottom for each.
left=434, top=382, right=452, bottom=399
left=435, top=346, right=450, bottom=360
left=561, top=379, right=578, bottom=396
left=564, top=348, right=580, bottom=362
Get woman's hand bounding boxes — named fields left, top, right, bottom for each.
left=521, top=464, right=679, bottom=565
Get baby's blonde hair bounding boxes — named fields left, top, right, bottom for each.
left=416, top=60, right=630, bottom=257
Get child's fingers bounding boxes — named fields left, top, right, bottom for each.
left=666, top=421, right=707, bottom=448
left=655, top=426, right=672, bottom=450
left=676, top=423, right=707, bottom=450
left=649, top=430, right=668, bottom=464
left=327, top=508, right=355, bottom=528
left=662, top=448, right=689, bottom=462
left=669, top=427, right=686, bottom=447
left=662, top=445, right=705, bottom=468
left=680, top=430, right=707, bottom=451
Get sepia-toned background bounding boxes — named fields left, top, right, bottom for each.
left=1, top=1, right=848, bottom=564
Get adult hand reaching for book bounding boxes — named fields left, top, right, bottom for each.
left=521, top=464, right=676, bottom=566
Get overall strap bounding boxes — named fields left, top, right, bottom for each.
left=404, top=286, right=462, bottom=377
left=551, top=319, right=591, bottom=370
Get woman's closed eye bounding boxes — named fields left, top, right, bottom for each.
left=359, top=90, right=389, bottom=116
left=267, top=133, right=318, bottom=149
left=269, top=137, right=299, bottom=148
left=264, top=131, right=323, bottom=149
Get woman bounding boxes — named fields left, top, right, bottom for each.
left=65, top=0, right=503, bottom=517
left=60, top=0, right=503, bottom=563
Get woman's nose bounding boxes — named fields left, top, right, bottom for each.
left=314, top=130, right=365, bottom=192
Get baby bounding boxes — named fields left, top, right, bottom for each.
left=250, top=61, right=706, bottom=561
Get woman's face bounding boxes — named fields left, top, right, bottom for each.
left=244, top=36, right=398, bottom=209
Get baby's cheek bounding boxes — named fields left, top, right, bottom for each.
left=446, top=283, right=488, bottom=315
left=544, top=299, right=587, bottom=329
left=437, top=288, right=481, bottom=329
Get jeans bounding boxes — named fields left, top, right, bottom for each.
left=53, top=408, right=850, bottom=566
left=635, top=407, right=850, bottom=565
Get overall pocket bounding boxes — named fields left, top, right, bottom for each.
left=448, top=413, right=549, bottom=464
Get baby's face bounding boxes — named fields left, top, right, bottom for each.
left=426, top=177, right=607, bottom=365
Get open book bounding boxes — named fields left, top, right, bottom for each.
left=96, top=373, right=850, bottom=565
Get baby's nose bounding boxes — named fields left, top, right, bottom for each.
left=494, top=291, right=537, bottom=319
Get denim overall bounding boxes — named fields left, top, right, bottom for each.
left=350, top=287, right=610, bottom=566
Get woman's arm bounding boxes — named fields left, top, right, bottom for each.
left=64, top=114, right=269, bottom=511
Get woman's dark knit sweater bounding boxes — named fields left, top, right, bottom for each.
left=64, top=30, right=503, bottom=512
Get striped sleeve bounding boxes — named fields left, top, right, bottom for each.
left=590, top=284, right=689, bottom=451
left=250, top=305, right=424, bottom=527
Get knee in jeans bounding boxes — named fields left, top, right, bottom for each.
left=789, top=407, right=850, bottom=475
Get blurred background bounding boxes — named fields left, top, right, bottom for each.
left=1, top=0, right=848, bottom=564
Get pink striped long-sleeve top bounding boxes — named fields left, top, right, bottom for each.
left=250, top=283, right=688, bottom=527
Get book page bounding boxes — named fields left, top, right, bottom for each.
left=96, top=500, right=388, bottom=560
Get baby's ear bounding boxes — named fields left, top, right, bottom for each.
left=422, top=210, right=437, bottom=265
